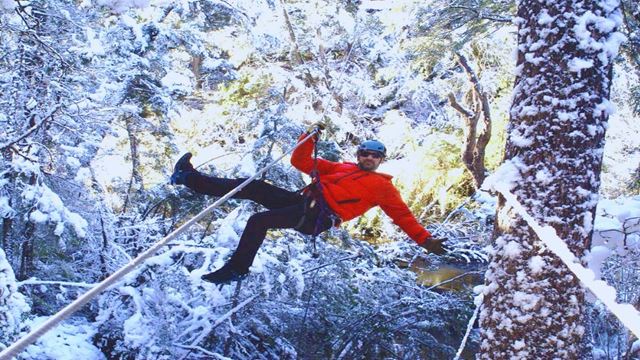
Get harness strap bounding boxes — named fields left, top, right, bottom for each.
left=294, top=133, right=340, bottom=257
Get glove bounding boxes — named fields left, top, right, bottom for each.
left=306, top=121, right=326, bottom=134
left=419, top=236, right=448, bottom=255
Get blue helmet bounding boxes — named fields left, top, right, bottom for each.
left=358, top=140, right=386, bottom=157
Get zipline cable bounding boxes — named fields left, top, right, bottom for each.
left=0, top=130, right=320, bottom=360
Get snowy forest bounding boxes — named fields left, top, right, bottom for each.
left=0, top=0, right=639, bottom=359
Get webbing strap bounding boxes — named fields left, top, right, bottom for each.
left=310, top=136, right=321, bottom=256
left=0, top=131, right=319, bottom=360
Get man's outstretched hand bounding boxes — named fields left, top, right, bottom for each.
left=419, top=236, right=448, bottom=255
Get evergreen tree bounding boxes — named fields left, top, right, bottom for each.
left=0, top=1, right=112, bottom=284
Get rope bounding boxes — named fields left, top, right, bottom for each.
left=0, top=131, right=319, bottom=360
left=297, top=268, right=320, bottom=346
left=309, top=137, right=323, bottom=257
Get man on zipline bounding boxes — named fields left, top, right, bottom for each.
left=170, top=125, right=447, bottom=284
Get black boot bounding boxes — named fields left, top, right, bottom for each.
left=201, top=263, right=249, bottom=284
left=170, top=152, right=195, bottom=185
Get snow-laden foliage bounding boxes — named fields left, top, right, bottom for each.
left=586, top=196, right=640, bottom=358
left=0, top=248, right=30, bottom=347
left=590, top=196, right=640, bottom=272
left=0, top=1, right=116, bottom=288
left=91, top=210, right=478, bottom=359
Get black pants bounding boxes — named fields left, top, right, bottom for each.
left=184, top=172, right=333, bottom=271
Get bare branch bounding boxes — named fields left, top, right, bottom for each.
left=426, top=271, right=483, bottom=290
left=453, top=51, right=492, bottom=188
left=173, top=344, right=228, bottom=360
left=448, top=6, right=513, bottom=23
left=448, top=93, right=474, bottom=118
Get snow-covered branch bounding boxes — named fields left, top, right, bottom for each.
left=16, top=279, right=96, bottom=289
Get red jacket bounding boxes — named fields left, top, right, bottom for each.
left=291, top=134, right=431, bottom=245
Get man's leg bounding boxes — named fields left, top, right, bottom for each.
left=171, top=153, right=302, bottom=209
left=183, top=173, right=302, bottom=210
left=202, top=201, right=333, bottom=283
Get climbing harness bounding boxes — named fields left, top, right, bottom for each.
left=0, top=130, right=321, bottom=360
left=294, top=134, right=341, bottom=257
left=301, top=182, right=341, bottom=257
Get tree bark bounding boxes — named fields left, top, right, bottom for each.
left=280, top=0, right=344, bottom=114
left=478, top=0, right=621, bottom=358
left=1, top=149, right=13, bottom=254
left=191, top=55, right=203, bottom=90
left=620, top=0, right=639, bottom=70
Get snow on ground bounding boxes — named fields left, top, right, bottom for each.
left=20, top=317, right=105, bottom=360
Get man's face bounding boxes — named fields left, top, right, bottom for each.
left=357, top=150, right=384, bottom=171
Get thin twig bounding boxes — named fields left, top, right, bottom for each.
left=426, top=271, right=483, bottom=291
left=454, top=294, right=483, bottom=360
left=301, top=254, right=360, bottom=275
left=174, top=344, right=229, bottom=359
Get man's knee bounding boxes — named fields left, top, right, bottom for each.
left=246, top=211, right=270, bottom=229
left=236, top=179, right=265, bottom=196
left=246, top=179, right=269, bottom=191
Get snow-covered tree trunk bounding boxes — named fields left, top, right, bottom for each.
left=478, top=0, right=624, bottom=358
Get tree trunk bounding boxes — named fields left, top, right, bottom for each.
left=620, top=0, right=639, bottom=70
left=280, top=0, right=343, bottom=114
left=191, top=55, right=203, bottom=90
left=89, top=167, right=111, bottom=280
left=17, top=173, right=37, bottom=281
left=122, top=115, right=143, bottom=213
left=18, top=224, right=34, bottom=281
left=1, top=148, right=13, bottom=254
left=1, top=217, right=11, bottom=253
left=280, top=0, right=303, bottom=65
left=478, top=0, right=622, bottom=358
